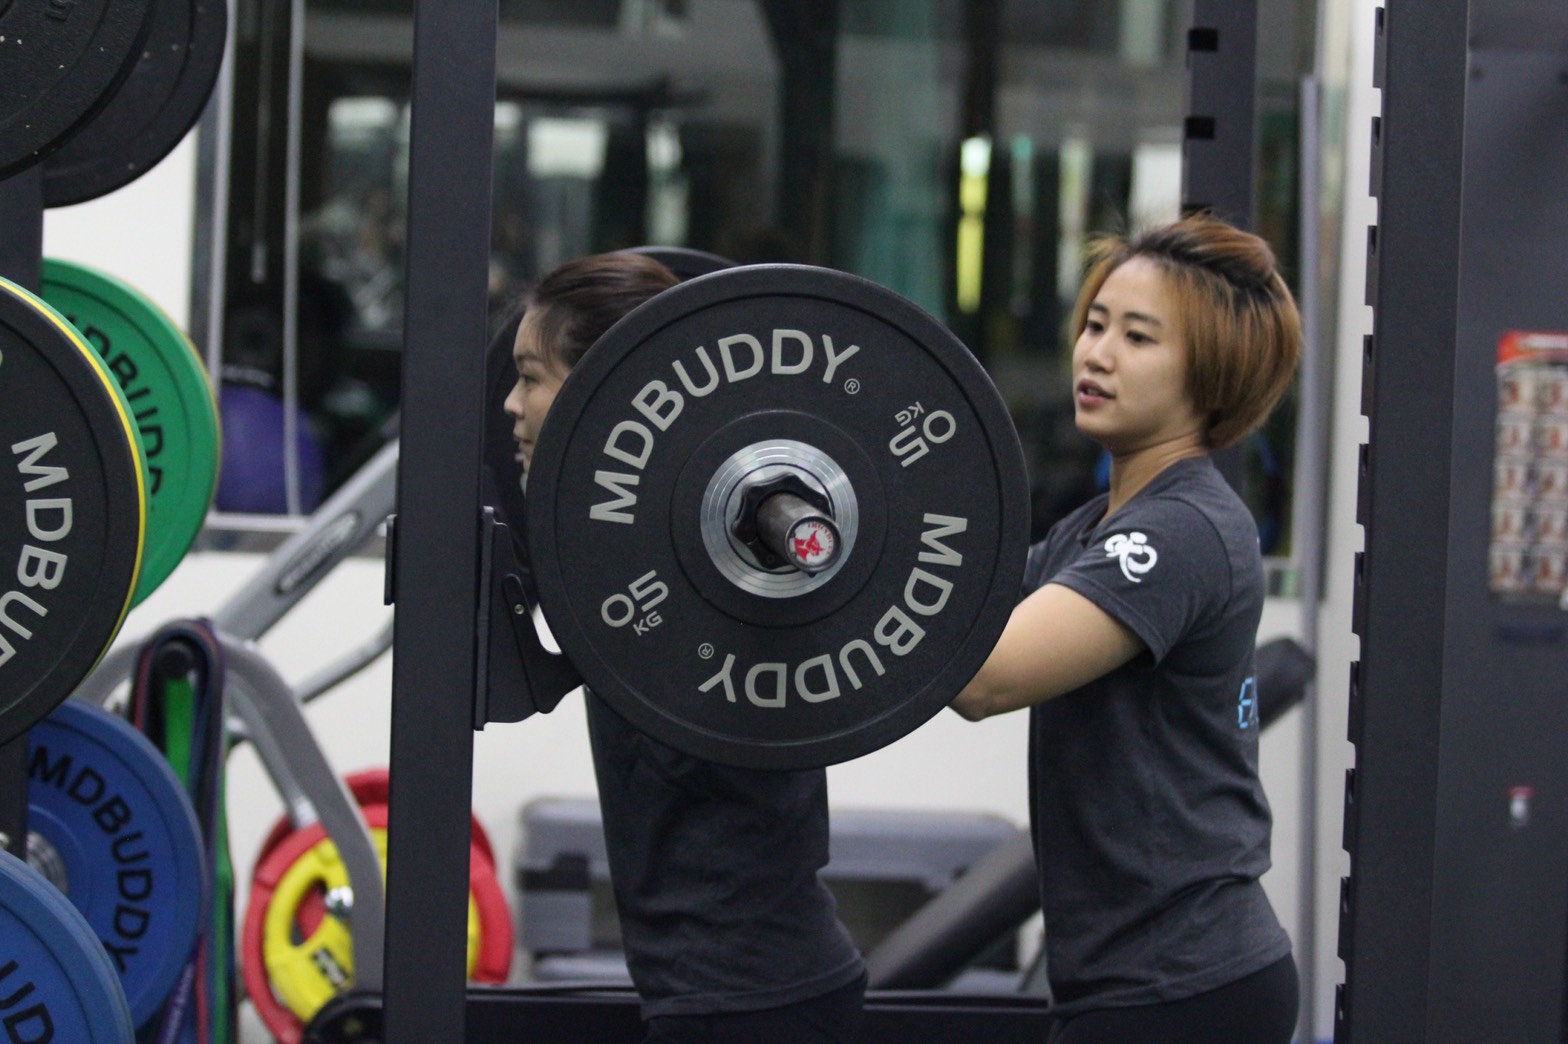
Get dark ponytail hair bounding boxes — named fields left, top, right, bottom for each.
left=527, top=252, right=680, bottom=372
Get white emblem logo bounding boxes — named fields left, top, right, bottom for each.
left=1104, top=532, right=1158, bottom=583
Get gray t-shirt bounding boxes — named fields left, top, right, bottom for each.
left=586, top=695, right=865, bottom=1018
left=1025, top=456, right=1291, bottom=1013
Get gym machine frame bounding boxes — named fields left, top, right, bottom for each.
left=0, top=170, right=43, bottom=862
left=0, top=0, right=1270, bottom=1037
left=1337, top=4, right=1568, bottom=1041
left=367, top=3, right=1267, bottom=1042
left=76, top=439, right=407, bottom=998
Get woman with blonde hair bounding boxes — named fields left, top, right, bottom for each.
left=954, top=214, right=1302, bottom=1042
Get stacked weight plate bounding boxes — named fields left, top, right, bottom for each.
left=1, top=3, right=230, bottom=1039
left=0, top=277, right=146, bottom=746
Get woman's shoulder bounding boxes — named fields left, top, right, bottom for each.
left=1023, top=494, right=1108, bottom=592
left=1036, top=495, right=1111, bottom=557
left=1136, top=458, right=1256, bottom=536
left=1102, top=462, right=1259, bottom=585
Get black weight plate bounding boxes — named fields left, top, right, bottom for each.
left=0, top=278, right=146, bottom=747
left=527, top=264, right=1029, bottom=770
left=43, top=0, right=229, bottom=207
left=484, top=252, right=736, bottom=538
left=622, top=246, right=736, bottom=282
left=0, top=0, right=154, bottom=181
left=483, top=308, right=528, bottom=536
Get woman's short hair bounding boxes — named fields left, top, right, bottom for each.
left=1070, top=214, right=1302, bottom=449
left=526, top=251, right=680, bottom=372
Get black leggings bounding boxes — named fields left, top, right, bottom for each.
left=640, top=973, right=867, bottom=1044
left=1048, top=955, right=1299, bottom=1044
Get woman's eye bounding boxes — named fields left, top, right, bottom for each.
left=1127, top=330, right=1153, bottom=345
left=1084, top=319, right=1105, bottom=334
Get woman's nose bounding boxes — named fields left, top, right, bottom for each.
left=1080, top=336, right=1111, bottom=372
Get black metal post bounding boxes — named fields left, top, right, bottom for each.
left=381, top=0, right=496, bottom=1040
left=0, top=737, right=26, bottom=859
left=0, top=169, right=43, bottom=287
left=761, top=0, right=838, bottom=263
left=1334, top=4, right=1468, bottom=1041
left=1180, top=0, right=1257, bottom=496
left=954, top=0, right=1004, bottom=360
left=0, top=166, right=43, bottom=859
left=1181, top=0, right=1258, bottom=230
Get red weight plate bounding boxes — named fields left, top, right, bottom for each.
left=243, top=803, right=512, bottom=1040
left=242, top=821, right=326, bottom=1044
left=254, top=767, right=495, bottom=869
left=470, top=844, right=513, bottom=984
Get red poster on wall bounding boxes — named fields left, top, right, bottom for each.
left=1491, top=331, right=1568, bottom=605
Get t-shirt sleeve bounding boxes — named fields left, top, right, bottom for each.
left=1048, top=496, right=1232, bottom=663
left=1020, top=537, right=1052, bottom=604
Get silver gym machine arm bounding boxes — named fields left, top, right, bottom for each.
left=211, top=437, right=399, bottom=643
left=221, top=638, right=385, bottom=993
left=75, top=436, right=405, bottom=997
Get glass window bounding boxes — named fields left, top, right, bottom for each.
left=205, top=0, right=1314, bottom=569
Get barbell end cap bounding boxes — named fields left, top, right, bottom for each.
left=756, top=493, right=842, bottom=574
left=783, top=517, right=841, bottom=573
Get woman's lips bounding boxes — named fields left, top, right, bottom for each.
left=1076, top=379, right=1112, bottom=405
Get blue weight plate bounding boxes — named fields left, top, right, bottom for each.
left=27, top=699, right=207, bottom=1028
left=0, top=849, right=136, bottom=1043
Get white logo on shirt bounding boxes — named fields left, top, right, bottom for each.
left=1238, top=676, right=1258, bottom=729
left=1104, top=532, right=1158, bottom=583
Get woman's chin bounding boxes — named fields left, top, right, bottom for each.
left=1074, top=414, right=1112, bottom=444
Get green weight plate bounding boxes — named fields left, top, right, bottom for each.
left=42, top=259, right=220, bottom=605
left=0, top=277, right=146, bottom=747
